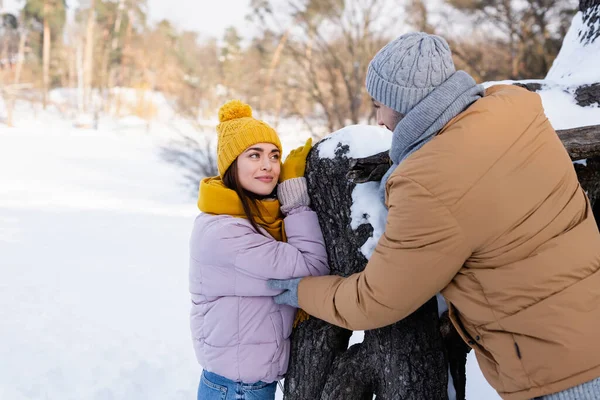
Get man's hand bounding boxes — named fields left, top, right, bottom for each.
left=267, top=278, right=302, bottom=307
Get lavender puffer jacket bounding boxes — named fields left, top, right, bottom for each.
left=189, top=179, right=328, bottom=384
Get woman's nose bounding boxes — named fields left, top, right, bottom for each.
left=261, top=158, right=272, bottom=171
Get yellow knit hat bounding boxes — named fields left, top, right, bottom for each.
left=216, top=100, right=282, bottom=177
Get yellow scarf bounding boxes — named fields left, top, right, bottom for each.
left=197, top=176, right=310, bottom=328
left=197, top=176, right=286, bottom=242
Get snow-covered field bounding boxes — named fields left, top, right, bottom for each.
left=0, top=107, right=200, bottom=400
left=0, top=102, right=497, bottom=399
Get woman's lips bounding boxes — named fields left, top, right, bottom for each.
left=256, top=176, right=273, bottom=183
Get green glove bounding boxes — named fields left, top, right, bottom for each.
left=279, top=138, right=312, bottom=182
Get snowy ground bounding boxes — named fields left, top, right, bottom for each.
left=0, top=108, right=200, bottom=400
left=0, top=103, right=499, bottom=399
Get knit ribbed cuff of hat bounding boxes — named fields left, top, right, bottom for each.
left=277, top=177, right=310, bottom=214
left=366, top=65, right=434, bottom=115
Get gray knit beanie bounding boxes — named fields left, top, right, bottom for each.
left=366, top=32, right=456, bottom=115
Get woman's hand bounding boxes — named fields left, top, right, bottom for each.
left=279, top=138, right=312, bottom=182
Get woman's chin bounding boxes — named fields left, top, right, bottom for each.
left=248, top=184, right=277, bottom=197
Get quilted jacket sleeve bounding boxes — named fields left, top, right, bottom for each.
left=189, top=207, right=329, bottom=298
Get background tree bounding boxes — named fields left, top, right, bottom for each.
left=220, top=26, right=244, bottom=98
left=82, top=0, right=95, bottom=111
left=444, top=0, right=577, bottom=79
left=404, top=0, right=434, bottom=33
left=0, top=10, right=19, bottom=70
left=22, top=0, right=66, bottom=108
left=0, top=8, right=26, bottom=126
left=250, top=0, right=391, bottom=134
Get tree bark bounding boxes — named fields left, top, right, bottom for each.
left=284, top=318, right=352, bottom=399
left=574, top=157, right=600, bottom=216
left=580, top=0, right=600, bottom=12
left=575, top=83, right=600, bottom=107
left=284, top=142, right=450, bottom=400
left=557, top=125, right=600, bottom=160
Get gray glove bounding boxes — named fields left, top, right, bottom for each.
left=267, top=278, right=301, bottom=308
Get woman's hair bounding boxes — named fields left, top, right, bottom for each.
left=222, top=159, right=274, bottom=235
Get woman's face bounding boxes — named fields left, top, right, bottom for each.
left=236, top=142, right=281, bottom=196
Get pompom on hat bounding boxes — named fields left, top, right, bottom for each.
left=216, top=100, right=282, bottom=177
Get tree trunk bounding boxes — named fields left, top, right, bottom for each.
left=83, top=0, right=96, bottom=112
left=260, top=29, right=289, bottom=113
left=6, top=28, right=28, bottom=127
left=42, top=0, right=51, bottom=110
left=68, top=43, right=76, bottom=95
left=284, top=142, right=451, bottom=399
left=116, top=10, right=133, bottom=117
left=110, top=0, right=126, bottom=54
left=14, top=29, right=28, bottom=86
left=100, top=28, right=111, bottom=113
left=574, top=157, right=600, bottom=221
left=76, top=38, right=84, bottom=114
left=1, top=30, right=10, bottom=70
left=106, top=0, right=126, bottom=114
left=558, top=125, right=600, bottom=160
left=580, top=0, right=600, bottom=11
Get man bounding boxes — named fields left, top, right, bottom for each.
left=269, top=32, right=600, bottom=400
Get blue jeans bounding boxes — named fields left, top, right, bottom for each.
left=197, top=370, right=277, bottom=400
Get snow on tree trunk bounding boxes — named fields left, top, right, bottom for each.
left=546, top=0, right=600, bottom=86
left=283, top=127, right=465, bottom=400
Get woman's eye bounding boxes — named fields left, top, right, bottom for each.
left=249, top=153, right=259, bottom=159
left=271, top=154, right=280, bottom=160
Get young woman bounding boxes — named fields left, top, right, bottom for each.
left=189, top=100, right=329, bottom=400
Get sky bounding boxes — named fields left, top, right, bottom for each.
left=1, top=0, right=255, bottom=40
left=147, top=0, right=255, bottom=40
left=0, top=0, right=475, bottom=46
